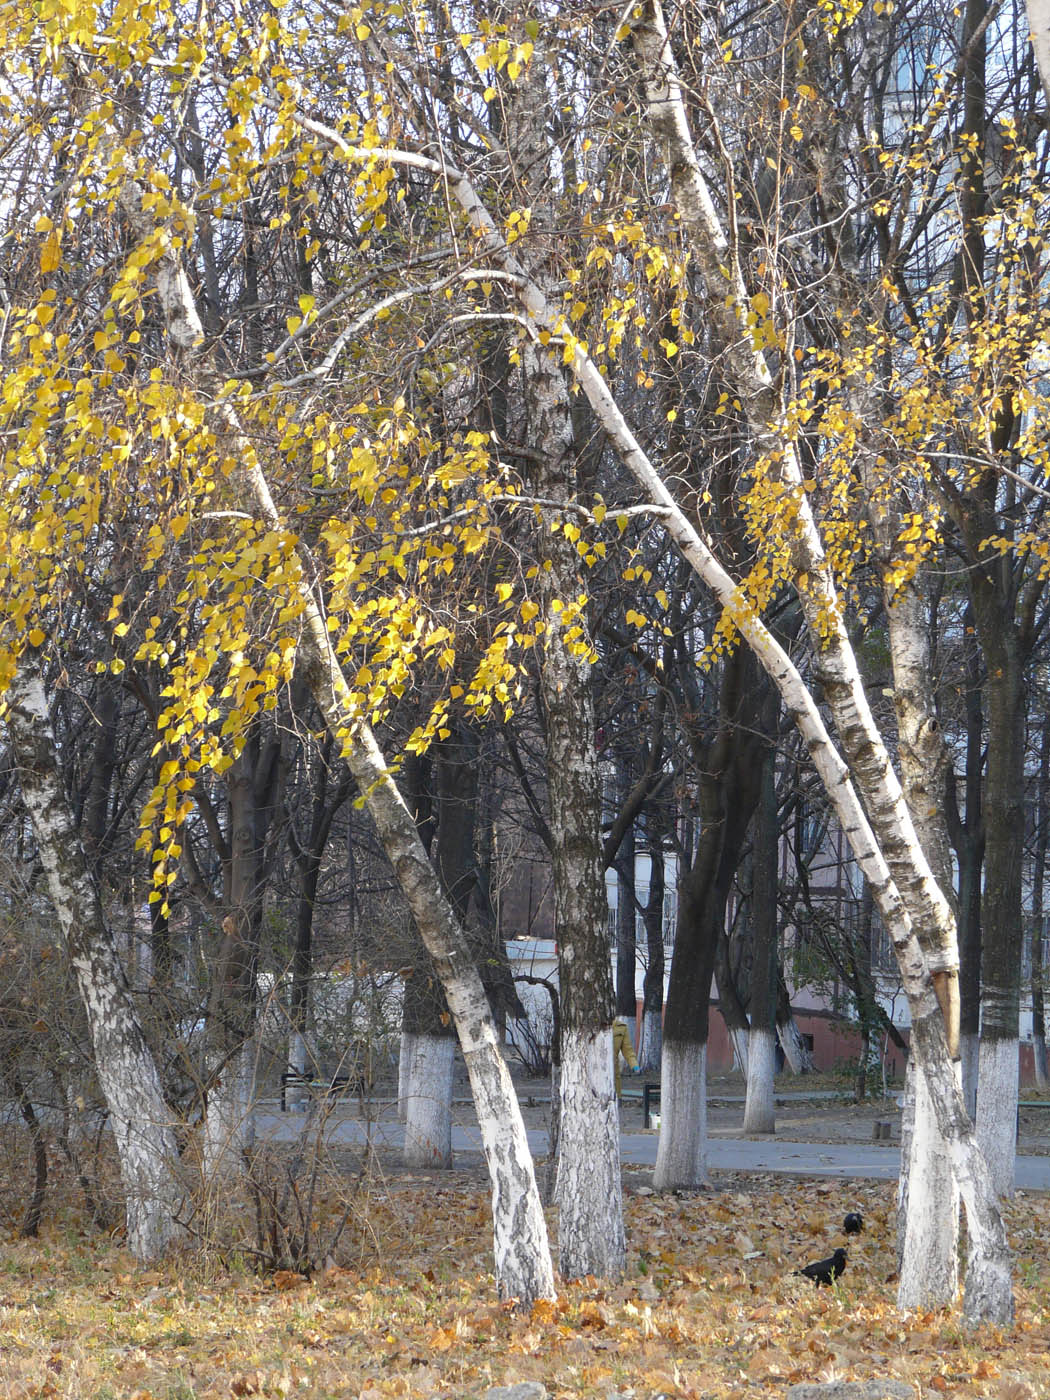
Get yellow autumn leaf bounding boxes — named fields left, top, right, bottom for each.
left=39, top=231, right=61, bottom=273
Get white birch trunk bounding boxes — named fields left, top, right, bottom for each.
left=1026, top=0, right=1050, bottom=105
left=514, top=48, right=626, bottom=1272
left=556, top=1028, right=625, bottom=1279
left=6, top=657, right=184, bottom=1260
left=203, top=1041, right=256, bottom=1182
left=354, top=108, right=1012, bottom=1311
left=899, top=1064, right=959, bottom=1307
left=629, top=0, right=1010, bottom=1323
left=743, top=1027, right=776, bottom=1134
left=122, top=59, right=1012, bottom=1319
left=976, top=1035, right=1018, bottom=1197
left=403, top=1032, right=454, bottom=1168
left=777, top=1017, right=812, bottom=1074
left=122, top=181, right=556, bottom=1307
left=653, top=1041, right=708, bottom=1189
left=639, top=1008, right=662, bottom=1073
left=293, top=591, right=556, bottom=1303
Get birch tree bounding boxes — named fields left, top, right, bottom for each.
left=8, top=0, right=1043, bottom=1325
left=5, top=655, right=185, bottom=1260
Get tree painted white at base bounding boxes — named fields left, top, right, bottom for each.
left=743, top=1028, right=776, bottom=1135
left=639, top=1009, right=662, bottom=1073
left=556, top=1028, right=625, bottom=1279
left=403, top=1033, right=455, bottom=1168
left=203, top=1042, right=257, bottom=1184
left=976, top=1037, right=1018, bottom=1197
left=397, top=1029, right=414, bottom=1122
left=898, top=1065, right=959, bottom=1308
left=653, top=1041, right=709, bottom=1190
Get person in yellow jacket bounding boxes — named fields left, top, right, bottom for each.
left=612, top=1017, right=639, bottom=1095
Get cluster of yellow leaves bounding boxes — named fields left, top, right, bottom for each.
left=0, top=0, right=649, bottom=909
left=733, top=149, right=1050, bottom=629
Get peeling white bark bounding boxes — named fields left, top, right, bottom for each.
left=743, top=1028, right=776, bottom=1135
left=976, top=1036, right=1018, bottom=1197
left=293, top=604, right=556, bottom=1303
left=6, top=657, right=184, bottom=1260
left=777, top=1017, right=813, bottom=1074
left=630, top=0, right=1010, bottom=1323
left=653, top=1041, right=708, bottom=1190
left=403, top=1033, right=454, bottom=1168
left=899, top=1064, right=959, bottom=1307
left=556, top=1028, right=625, bottom=1278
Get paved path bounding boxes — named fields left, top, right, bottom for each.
left=255, top=1109, right=1050, bottom=1190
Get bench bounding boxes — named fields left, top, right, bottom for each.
left=1016, top=1100, right=1050, bottom=1140
left=280, top=1070, right=358, bottom=1112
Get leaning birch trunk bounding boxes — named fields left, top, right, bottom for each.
left=122, top=55, right=1011, bottom=1320
left=6, top=655, right=185, bottom=1261
left=294, top=609, right=556, bottom=1302
left=630, top=0, right=1010, bottom=1322
left=119, top=181, right=556, bottom=1308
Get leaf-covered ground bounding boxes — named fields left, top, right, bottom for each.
left=1, top=1163, right=1049, bottom=1400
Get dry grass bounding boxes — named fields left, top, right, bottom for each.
left=1, top=1147, right=1049, bottom=1400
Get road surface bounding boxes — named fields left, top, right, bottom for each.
left=255, top=1107, right=1050, bottom=1189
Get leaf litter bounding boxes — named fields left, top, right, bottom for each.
left=0, top=1167, right=1049, bottom=1399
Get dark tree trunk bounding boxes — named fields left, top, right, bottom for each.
left=654, top=648, right=766, bottom=1187
left=971, top=606, right=1025, bottom=1195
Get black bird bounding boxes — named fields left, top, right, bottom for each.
left=797, top=1247, right=848, bottom=1287
left=843, top=1212, right=863, bottom=1235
